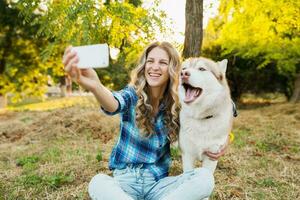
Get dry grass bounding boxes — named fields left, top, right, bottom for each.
left=0, top=97, right=299, bottom=200
left=211, top=103, right=300, bottom=199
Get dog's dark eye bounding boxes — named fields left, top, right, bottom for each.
left=199, top=67, right=206, bottom=71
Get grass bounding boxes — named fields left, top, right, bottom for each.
left=0, top=96, right=299, bottom=199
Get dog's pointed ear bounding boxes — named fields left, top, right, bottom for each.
left=218, top=59, right=228, bottom=74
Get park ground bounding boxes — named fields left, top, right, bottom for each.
left=0, top=95, right=299, bottom=199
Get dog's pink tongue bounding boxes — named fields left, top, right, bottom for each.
left=185, top=88, right=198, bottom=103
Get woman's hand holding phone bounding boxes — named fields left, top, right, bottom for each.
left=62, top=46, right=101, bottom=93
left=63, top=44, right=119, bottom=112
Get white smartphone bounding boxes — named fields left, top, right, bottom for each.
left=72, top=44, right=109, bottom=68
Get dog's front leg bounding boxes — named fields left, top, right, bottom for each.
left=181, top=153, right=195, bottom=172
left=202, top=155, right=218, bottom=174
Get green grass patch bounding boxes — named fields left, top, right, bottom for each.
left=16, top=155, right=40, bottom=167
left=290, top=145, right=300, bottom=153
left=17, top=173, right=44, bottom=187
left=16, top=171, right=75, bottom=189
left=255, top=131, right=290, bottom=153
left=44, top=172, right=75, bottom=189
left=96, top=151, right=103, bottom=162
left=255, top=141, right=281, bottom=152
left=22, top=162, right=39, bottom=174
left=256, top=177, right=278, bottom=187
left=232, top=128, right=250, bottom=148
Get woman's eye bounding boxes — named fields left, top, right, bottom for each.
left=160, top=62, right=168, bottom=65
left=199, top=67, right=206, bottom=71
left=146, top=60, right=154, bottom=63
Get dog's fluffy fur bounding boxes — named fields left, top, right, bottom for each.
left=178, top=57, right=233, bottom=173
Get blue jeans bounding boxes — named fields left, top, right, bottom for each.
left=88, top=165, right=214, bottom=200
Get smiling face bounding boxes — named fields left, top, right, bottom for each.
left=144, top=47, right=170, bottom=91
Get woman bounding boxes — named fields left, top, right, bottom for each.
left=63, top=42, right=226, bottom=200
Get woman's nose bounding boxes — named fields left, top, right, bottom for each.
left=151, top=62, right=160, bottom=70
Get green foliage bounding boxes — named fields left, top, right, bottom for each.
left=127, top=0, right=143, bottom=7
left=218, top=0, right=299, bottom=72
left=203, top=46, right=290, bottom=99
left=18, top=0, right=166, bottom=90
left=203, top=0, right=300, bottom=99
left=0, top=1, right=51, bottom=102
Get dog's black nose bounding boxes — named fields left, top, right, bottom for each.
left=181, top=70, right=190, bottom=77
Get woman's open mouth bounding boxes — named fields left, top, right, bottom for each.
left=148, top=72, right=161, bottom=78
left=182, top=83, right=202, bottom=103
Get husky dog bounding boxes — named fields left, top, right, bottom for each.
left=178, top=57, right=233, bottom=174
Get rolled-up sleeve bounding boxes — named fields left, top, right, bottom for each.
left=101, top=86, right=137, bottom=115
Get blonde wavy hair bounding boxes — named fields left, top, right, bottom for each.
left=129, top=41, right=181, bottom=141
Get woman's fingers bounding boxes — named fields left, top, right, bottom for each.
left=68, top=64, right=81, bottom=82
left=64, top=45, right=72, bottom=55
left=205, top=149, right=226, bottom=161
left=62, top=46, right=73, bottom=64
left=62, top=46, right=84, bottom=84
left=64, top=53, right=79, bottom=73
left=205, top=137, right=229, bottom=161
left=63, top=51, right=77, bottom=69
left=75, top=66, right=82, bottom=83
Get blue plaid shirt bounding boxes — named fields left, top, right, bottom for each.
left=101, top=86, right=171, bottom=181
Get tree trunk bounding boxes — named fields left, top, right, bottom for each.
left=182, top=0, right=203, bottom=59
left=290, top=73, right=300, bottom=102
